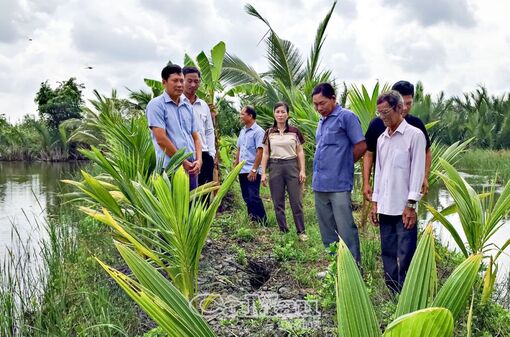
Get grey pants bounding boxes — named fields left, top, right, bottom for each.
left=314, top=191, right=361, bottom=262
left=268, top=158, right=305, bottom=233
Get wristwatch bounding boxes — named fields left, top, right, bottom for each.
left=406, top=200, right=417, bottom=210
left=250, top=168, right=257, bottom=173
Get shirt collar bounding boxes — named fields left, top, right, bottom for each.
left=244, top=121, right=258, bottom=131
left=181, top=94, right=203, bottom=106
left=383, top=118, right=408, bottom=138
left=163, top=91, right=186, bottom=106
left=269, top=124, right=290, bottom=133
left=320, top=104, right=341, bottom=121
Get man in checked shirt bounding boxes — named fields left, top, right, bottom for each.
left=370, top=91, right=426, bottom=294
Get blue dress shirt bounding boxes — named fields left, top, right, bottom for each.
left=237, top=122, right=265, bottom=174
left=312, top=104, right=364, bottom=192
left=146, top=91, right=197, bottom=168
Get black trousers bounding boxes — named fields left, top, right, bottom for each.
left=239, top=173, right=267, bottom=223
left=198, top=151, right=214, bottom=186
left=379, top=214, right=417, bottom=294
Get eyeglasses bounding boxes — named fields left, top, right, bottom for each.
left=377, top=107, right=394, bottom=116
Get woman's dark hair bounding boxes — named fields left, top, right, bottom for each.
left=272, top=101, right=290, bottom=128
left=244, top=105, right=256, bottom=119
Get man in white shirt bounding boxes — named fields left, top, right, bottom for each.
left=182, top=66, right=216, bottom=186
left=370, top=90, right=426, bottom=294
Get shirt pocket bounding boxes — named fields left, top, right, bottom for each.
left=323, top=131, right=342, bottom=145
left=393, top=149, right=409, bottom=170
left=200, top=112, right=208, bottom=126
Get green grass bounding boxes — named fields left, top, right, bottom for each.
left=0, top=209, right=146, bottom=336
left=3, top=173, right=510, bottom=336
left=458, top=148, right=510, bottom=183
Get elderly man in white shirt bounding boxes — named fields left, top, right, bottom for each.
left=370, top=90, right=426, bottom=294
left=182, top=66, right=216, bottom=187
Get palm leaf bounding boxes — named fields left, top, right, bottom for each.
left=383, top=308, right=453, bottom=337
left=432, top=254, right=482, bottom=321
left=335, top=239, right=380, bottom=337
left=396, top=225, right=437, bottom=316
left=304, top=1, right=336, bottom=84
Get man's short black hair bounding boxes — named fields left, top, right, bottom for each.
left=311, top=82, right=336, bottom=99
left=183, top=66, right=201, bottom=78
left=244, top=106, right=256, bottom=119
left=161, top=64, right=182, bottom=80
left=392, top=80, right=414, bottom=97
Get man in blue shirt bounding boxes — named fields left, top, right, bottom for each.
left=146, top=64, right=202, bottom=190
left=235, top=106, right=267, bottom=223
left=312, top=83, right=367, bottom=262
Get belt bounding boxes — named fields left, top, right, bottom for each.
left=269, top=157, right=297, bottom=163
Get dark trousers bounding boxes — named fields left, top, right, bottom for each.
left=239, top=173, right=267, bottom=223
left=379, top=214, right=417, bottom=293
left=198, top=151, right=214, bottom=186
left=268, top=158, right=305, bottom=234
left=189, top=173, right=198, bottom=190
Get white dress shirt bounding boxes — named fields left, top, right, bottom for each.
left=181, top=95, right=216, bottom=158
left=372, top=119, right=426, bottom=216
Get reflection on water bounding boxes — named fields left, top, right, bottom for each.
left=419, top=170, right=510, bottom=279
left=0, top=161, right=82, bottom=262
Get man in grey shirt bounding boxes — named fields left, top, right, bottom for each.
left=370, top=91, right=426, bottom=294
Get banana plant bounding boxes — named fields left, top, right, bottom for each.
left=221, top=2, right=337, bottom=127
left=184, top=41, right=226, bottom=108
left=335, top=224, right=482, bottom=337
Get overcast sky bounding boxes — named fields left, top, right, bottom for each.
left=1, top=0, right=509, bottom=122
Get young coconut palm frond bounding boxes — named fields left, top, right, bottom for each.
left=97, top=242, right=217, bottom=337
left=87, top=163, right=243, bottom=300
left=335, top=224, right=482, bottom=337
left=428, top=137, right=474, bottom=188
left=425, top=159, right=510, bottom=258
left=425, top=159, right=510, bottom=302
left=347, top=82, right=392, bottom=134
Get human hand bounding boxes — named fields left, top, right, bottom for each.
left=421, top=179, right=429, bottom=195
left=363, top=184, right=373, bottom=201
left=182, top=160, right=193, bottom=172
left=402, top=207, right=417, bottom=229
left=248, top=171, right=257, bottom=182
left=189, top=159, right=202, bottom=175
left=299, top=170, right=306, bottom=184
left=261, top=173, right=267, bottom=187
left=370, top=203, right=379, bottom=226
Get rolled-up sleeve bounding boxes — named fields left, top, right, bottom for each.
left=146, top=101, right=166, bottom=129
left=407, top=132, right=426, bottom=201
left=346, top=112, right=365, bottom=145
left=254, top=128, right=265, bottom=148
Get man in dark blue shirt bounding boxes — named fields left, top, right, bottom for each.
left=362, top=81, right=431, bottom=202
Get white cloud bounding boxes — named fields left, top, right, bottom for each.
left=0, top=0, right=509, bottom=121
left=381, top=0, right=476, bottom=27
